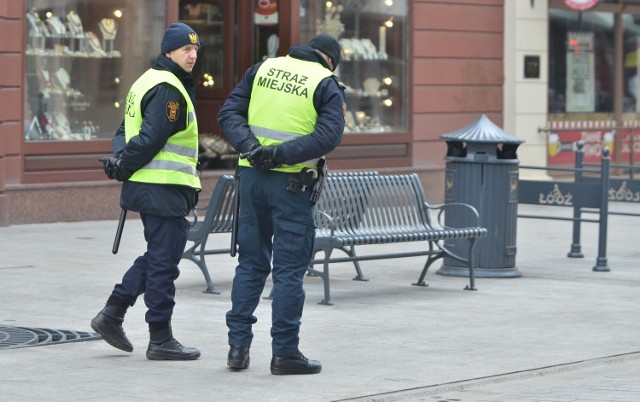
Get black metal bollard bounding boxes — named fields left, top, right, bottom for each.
left=593, top=147, right=610, bottom=272
left=568, top=141, right=585, bottom=258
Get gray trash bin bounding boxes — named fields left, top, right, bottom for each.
left=436, top=114, right=525, bottom=278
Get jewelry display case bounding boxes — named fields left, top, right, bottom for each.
left=179, top=2, right=225, bottom=91
left=24, top=0, right=166, bottom=141
left=300, top=0, right=408, bottom=134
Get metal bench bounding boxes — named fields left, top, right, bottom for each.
left=310, top=172, right=488, bottom=305
left=181, top=174, right=236, bottom=294
left=182, top=171, right=374, bottom=294
left=182, top=172, right=487, bottom=304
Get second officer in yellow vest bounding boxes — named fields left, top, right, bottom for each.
left=218, top=34, right=346, bottom=375
left=92, top=22, right=202, bottom=361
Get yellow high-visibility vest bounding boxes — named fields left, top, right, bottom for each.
left=124, top=69, right=200, bottom=190
left=239, top=56, right=332, bottom=173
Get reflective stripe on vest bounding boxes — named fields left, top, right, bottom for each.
left=239, top=56, right=332, bottom=173
left=248, top=125, right=320, bottom=167
left=124, top=69, right=201, bottom=190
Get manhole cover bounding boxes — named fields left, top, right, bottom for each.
left=0, top=326, right=102, bottom=350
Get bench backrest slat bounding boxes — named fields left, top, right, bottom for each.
left=315, top=172, right=433, bottom=234
left=195, top=175, right=236, bottom=237
left=315, top=171, right=378, bottom=233
left=361, top=174, right=426, bottom=232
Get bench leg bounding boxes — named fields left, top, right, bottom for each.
left=412, top=254, right=442, bottom=287
left=340, top=246, right=368, bottom=281
left=306, top=251, right=320, bottom=277
left=412, top=242, right=441, bottom=287
left=308, top=247, right=367, bottom=282
left=197, top=243, right=221, bottom=294
left=196, top=254, right=220, bottom=294
left=307, top=249, right=333, bottom=306
left=464, top=238, right=478, bottom=291
left=182, top=243, right=220, bottom=294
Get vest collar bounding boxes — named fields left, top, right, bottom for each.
left=288, top=44, right=332, bottom=72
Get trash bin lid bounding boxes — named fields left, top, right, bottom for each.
left=440, top=114, right=525, bottom=145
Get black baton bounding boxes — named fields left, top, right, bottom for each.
left=230, top=175, right=239, bottom=257
left=112, top=208, right=127, bottom=254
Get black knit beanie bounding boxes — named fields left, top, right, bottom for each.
left=309, top=34, right=341, bottom=70
left=161, top=22, right=200, bottom=53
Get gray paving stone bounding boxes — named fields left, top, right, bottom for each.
left=0, top=203, right=638, bottom=401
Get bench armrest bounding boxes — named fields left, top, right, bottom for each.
left=188, top=197, right=211, bottom=227
left=426, top=202, right=481, bottom=229
left=187, top=208, right=200, bottom=226
left=313, top=210, right=337, bottom=234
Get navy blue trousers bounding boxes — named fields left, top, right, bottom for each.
left=113, top=213, right=190, bottom=323
left=226, top=168, right=315, bottom=356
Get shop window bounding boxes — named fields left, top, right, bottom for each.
left=299, top=0, right=408, bottom=133
left=179, top=2, right=224, bottom=90
left=548, top=9, right=614, bottom=116
left=623, top=13, right=640, bottom=114
left=24, top=0, right=167, bottom=141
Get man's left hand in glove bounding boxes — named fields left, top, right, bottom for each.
left=241, top=146, right=281, bottom=171
left=98, top=157, right=133, bottom=182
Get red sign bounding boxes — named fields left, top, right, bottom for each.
left=564, top=0, right=599, bottom=11
left=547, top=129, right=640, bottom=165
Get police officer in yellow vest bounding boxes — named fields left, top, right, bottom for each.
left=218, top=34, right=346, bottom=375
left=92, top=23, right=201, bottom=361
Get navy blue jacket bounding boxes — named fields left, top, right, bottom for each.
left=217, top=44, right=346, bottom=165
left=112, top=54, right=198, bottom=217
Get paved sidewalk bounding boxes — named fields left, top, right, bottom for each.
left=0, top=203, right=639, bottom=401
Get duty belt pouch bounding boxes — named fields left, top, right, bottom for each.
left=310, top=158, right=327, bottom=205
left=289, top=165, right=320, bottom=193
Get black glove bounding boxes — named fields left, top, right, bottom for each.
left=98, top=157, right=133, bottom=182
left=242, top=146, right=280, bottom=171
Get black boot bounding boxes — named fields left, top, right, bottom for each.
left=227, top=345, right=250, bottom=369
left=270, top=350, right=322, bottom=375
left=146, top=324, right=200, bottom=361
left=90, top=297, right=133, bottom=353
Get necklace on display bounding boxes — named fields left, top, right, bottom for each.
left=98, top=18, right=117, bottom=40
left=26, top=11, right=41, bottom=36
left=46, top=16, right=66, bottom=35
left=38, top=19, right=51, bottom=37
left=67, top=11, right=84, bottom=35
left=86, top=31, right=107, bottom=56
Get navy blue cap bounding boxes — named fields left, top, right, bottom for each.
left=161, top=22, right=200, bottom=53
